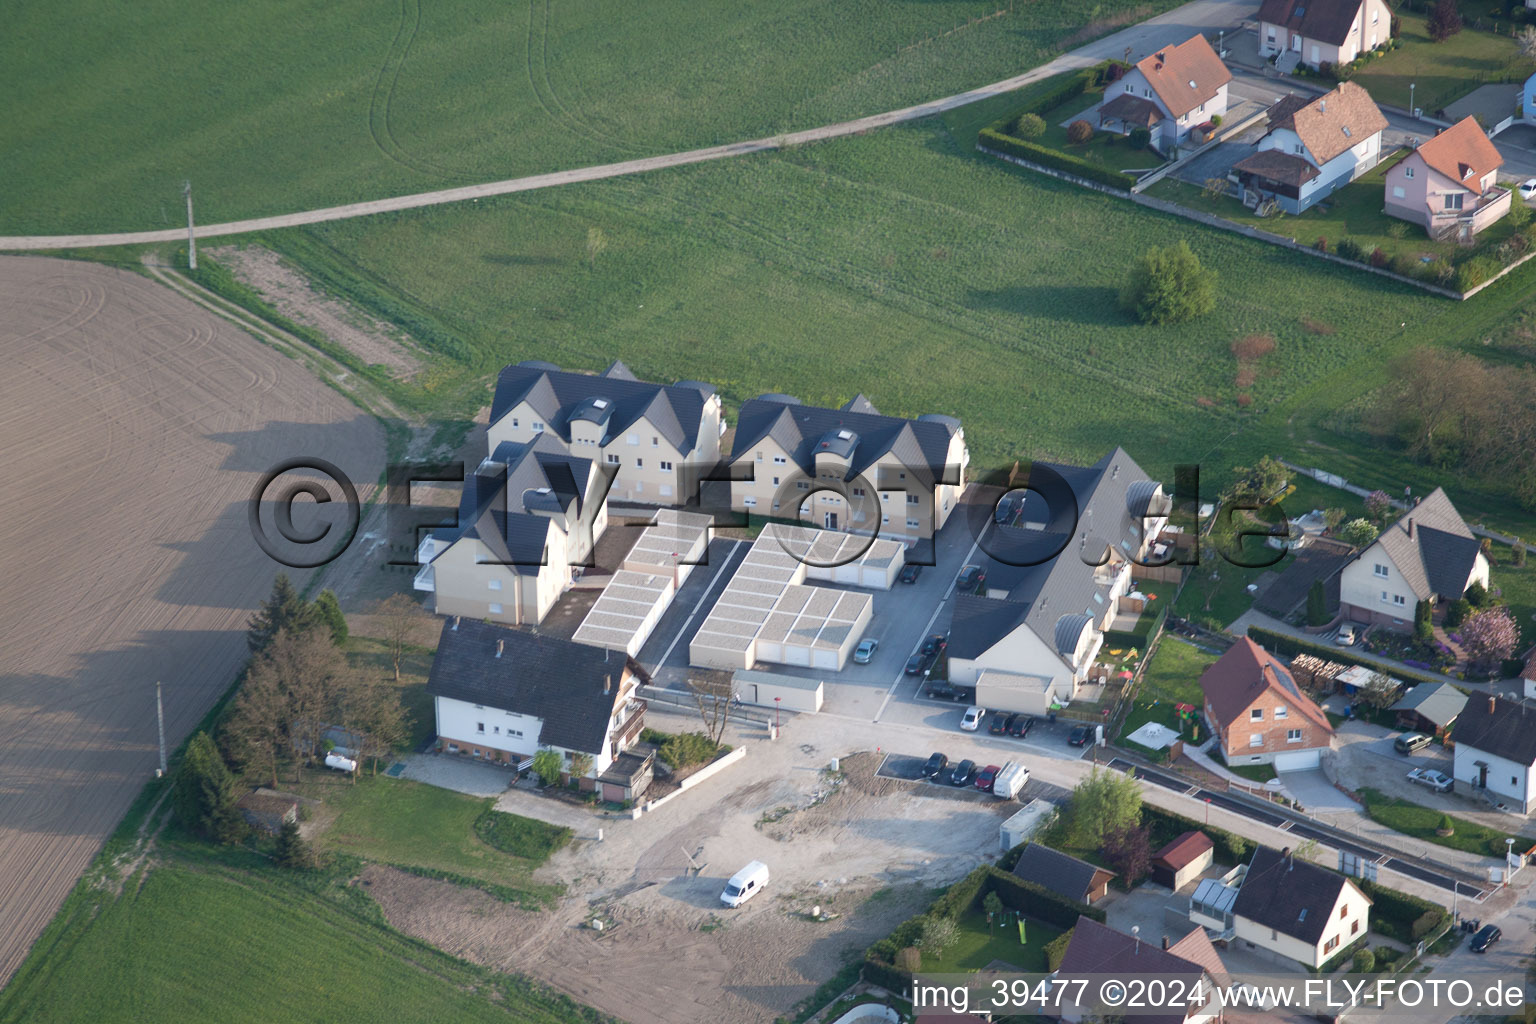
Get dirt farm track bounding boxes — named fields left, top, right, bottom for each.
left=0, top=256, right=383, bottom=986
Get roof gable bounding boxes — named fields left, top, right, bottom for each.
left=1268, top=82, right=1388, bottom=164
left=489, top=362, right=714, bottom=455
left=1011, top=843, right=1114, bottom=901
left=1360, top=488, right=1477, bottom=600
left=1200, top=638, right=1332, bottom=734
left=1258, top=0, right=1367, bottom=45
left=1056, top=918, right=1216, bottom=1024
left=1414, top=117, right=1503, bottom=187
left=1135, top=35, right=1232, bottom=118
left=729, top=395, right=962, bottom=485
left=1233, top=846, right=1359, bottom=944
left=1454, top=694, right=1536, bottom=766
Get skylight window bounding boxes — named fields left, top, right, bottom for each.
left=592, top=398, right=610, bottom=409
left=1342, top=126, right=1351, bottom=137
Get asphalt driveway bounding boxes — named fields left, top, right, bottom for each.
left=1277, top=768, right=1354, bottom=813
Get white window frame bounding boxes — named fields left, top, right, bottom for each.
left=1250, top=708, right=1264, bottom=721
left=489, top=602, right=503, bottom=614
left=488, top=579, right=502, bottom=591
left=1249, top=733, right=1263, bottom=748
left=1287, top=728, right=1304, bottom=743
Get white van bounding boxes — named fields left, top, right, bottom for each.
left=721, top=861, right=769, bottom=908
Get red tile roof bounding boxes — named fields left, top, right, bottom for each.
left=1269, top=81, right=1388, bottom=165
left=1135, top=35, right=1233, bottom=118
left=1414, top=116, right=1504, bottom=187
left=1152, top=830, right=1214, bottom=870
left=1200, top=637, right=1333, bottom=734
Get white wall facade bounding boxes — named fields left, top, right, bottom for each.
left=1233, top=883, right=1370, bottom=968
left=1453, top=741, right=1536, bottom=814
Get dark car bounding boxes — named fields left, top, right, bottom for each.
left=1008, top=715, right=1034, bottom=738
left=905, top=653, right=926, bottom=676
left=926, top=680, right=958, bottom=700
left=953, top=684, right=976, bottom=703
left=1471, top=924, right=1502, bottom=953
left=1068, top=725, right=1092, bottom=747
left=975, top=765, right=1001, bottom=792
left=949, top=759, right=976, bottom=786
left=921, top=752, right=949, bottom=779
left=995, top=494, right=1020, bottom=525
left=991, top=712, right=1016, bottom=736
left=956, top=565, right=986, bottom=591
left=899, top=563, right=921, bottom=584
left=920, top=633, right=948, bottom=657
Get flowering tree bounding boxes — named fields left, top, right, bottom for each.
left=1365, top=490, right=1393, bottom=523
left=1339, top=518, right=1380, bottom=548
left=1460, top=607, right=1519, bottom=672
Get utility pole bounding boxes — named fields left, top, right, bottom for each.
left=155, top=681, right=168, bottom=777
left=183, top=181, right=197, bottom=271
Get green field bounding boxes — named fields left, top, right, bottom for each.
left=1349, top=15, right=1527, bottom=113
left=0, top=852, right=602, bottom=1024
left=3, top=0, right=1183, bottom=234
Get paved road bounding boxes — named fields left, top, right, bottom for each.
left=0, top=0, right=1259, bottom=250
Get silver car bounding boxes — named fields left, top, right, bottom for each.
left=853, top=637, right=878, bottom=664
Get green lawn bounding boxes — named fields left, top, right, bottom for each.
left=342, top=635, right=435, bottom=751
left=313, top=775, right=564, bottom=901
left=1120, top=637, right=1215, bottom=752
left=1, top=0, right=1189, bottom=234
left=920, top=908, right=1062, bottom=973
left=1349, top=15, right=1529, bottom=113
left=1357, top=787, right=1519, bottom=856
left=1492, top=556, right=1536, bottom=650
left=0, top=855, right=600, bottom=1024
left=1211, top=748, right=1277, bottom=783
left=1174, top=551, right=1295, bottom=630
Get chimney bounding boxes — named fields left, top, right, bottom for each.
left=496, top=639, right=504, bottom=658
left=604, top=674, right=612, bottom=695
left=1490, top=695, right=1497, bottom=714
left=1132, top=925, right=1140, bottom=953
left=1162, top=935, right=1170, bottom=950
left=1319, top=100, right=1327, bottom=113
left=1408, top=518, right=1414, bottom=540
left=452, top=615, right=461, bottom=630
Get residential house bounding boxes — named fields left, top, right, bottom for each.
left=416, top=433, right=610, bottom=627
left=1388, top=681, right=1467, bottom=737
left=1524, top=69, right=1536, bottom=119
left=486, top=360, right=724, bottom=505
left=1098, top=35, right=1231, bottom=149
left=1011, top=843, right=1116, bottom=904
left=725, top=393, right=968, bottom=544
left=1233, top=82, right=1388, bottom=213
left=1055, top=917, right=1226, bottom=1024
left=1258, top=0, right=1393, bottom=71
left=1200, top=637, right=1333, bottom=770
left=1523, top=649, right=1536, bottom=701
left=426, top=617, right=649, bottom=784
left=1152, top=831, right=1216, bottom=890
left=1451, top=694, right=1536, bottom=814
left=1338, top=487, right=1489, bottom=630
left=948, top=451, right=1170, bottom=714
left=1231, top=846, right=1371, bottom=968
left=1385, top=117, right=1512, bottom=242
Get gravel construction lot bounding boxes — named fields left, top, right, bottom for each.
left=0, top=255, right=383, bottom=986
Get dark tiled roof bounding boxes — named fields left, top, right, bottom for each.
left=1254, top=537, right=1354, bottom=617
left=729, top=395, right=962, bottom=487
left=1454, top=694, right=1536, bottom=767
left=1233, top=846, right=1360, bottom=944
left=948, top=594, right=1031, bottom=659
left=1153, top=830, right=1214, bottom=870
left=1389, top=682, right=1467, bottom=729
left=1056, top=918, right=1215, bottom=1024
left=1200, top=638, right=1332, bottom=734
left=1235, top=149, right=1323, bottom=187
left=489, top=361, right=714, bottom=455
left=1258, top=0, right=1367, bottom=46
left=427, top=618, right=632, bottom=754
left=1099, top=93, right=1166, bottom=126
left=1359, top=488, right=1478, bottom=601
left=1011, top=843, right=1114, bottom=902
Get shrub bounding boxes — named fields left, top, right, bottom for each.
left=1437, top=813, right=1455, bottom=835
left=1369, top=247, right=1390, bottom=268
left=1390, top=253, right=1419, bottom=276
left=1411, top=909, right=1444, bottom=940
left=1142, top=806, right=1249, bottom=863
left=978, top=128, right=1135, bottom=190
left=1507, top=200, right=1533, bottom=228
left=658, top=731, right=720, bottom=768
left=1423, top=259, right=1454, bottom=285
left=1314, top=236, right=1328, bottom=252
left=1514, top=540, right=1527, bottom=567
left=861, top=956, right=911, bottom=993
left=1307, top=579, right=1329, bottom=626
left=1129, top=126, right=1151, bottom=150
left=985, top=868, right=1105, bottom=928
left=1045, top=929, right=1076, bottom=970
left=1066, top=119, right=1094, bottom=144
left=1211, top=114, right=1222, bottom=127
left=1361, top=880, right=1446, bottom=941
left=1466, top=580, right=1490, bottom=608
left=1106, top=62, right=1126, bottom=82
left=1120, top=240, right=1217, bottom=325
left=895, top=947, right=922, bottom=972
left=1336, top=238, right=1365, bottom=261
left=1013, top=112, right=1046, bottom=139
left=1444, top=598, right=1472, bottom=628
left=1318, top=60, right=1334, bottom=78
left=1455, top=255, right=1499, bottom=291
left=1428, top=0, right=1463, bottom=40
left=1390, top=12, right=1402, bottom=36
left=1339, top=518, right=1379, bottom=547
left=1353, top=948, right=1376, bottom=973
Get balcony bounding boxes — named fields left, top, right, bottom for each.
left=1429, top=186, right=1512, bottom=243
left=413, top=563, right=435, bottom=592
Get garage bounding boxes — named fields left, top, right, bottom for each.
left=1273, top=749, right=1321, bottom=772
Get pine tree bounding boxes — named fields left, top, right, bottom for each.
left=174, top=732, right=245, bottom=844
left=273, top=819, right=309, bottom=869
left=247, top=573, right=319, bottom=653
left=313, top=589, right=348, bottom=647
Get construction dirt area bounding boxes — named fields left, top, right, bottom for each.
left=0, top=255, right=385, bottom=986
left=362, top=713, right=1017, bottom=1024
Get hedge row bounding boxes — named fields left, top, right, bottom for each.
left=1246, top=626, right=1449, bottom=688
left=1044, top=928, right=1076, bottom=970
left=1359, top=879, right=1446, bottom=942
left=1142, top=806, right=1251, bottom=865
left=979, top=129, right=1135, bottom=191
left=985, top=866, right=1106, bottom=929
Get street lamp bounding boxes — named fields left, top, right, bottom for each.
left=1505, top=838, right=1516, bottom=888
left=775, top=696, right=782, bottom=731
left=1409, top=82, right=1416, bottom=118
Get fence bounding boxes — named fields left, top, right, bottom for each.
left=1278, top=459, right=1530, bottom=545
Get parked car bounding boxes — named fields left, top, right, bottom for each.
left=905, top=653, right=926, bottom=676
left=1068, top=725, right=1092, bottom=747
left=1520, top=178, right=1536, bottom=201
left=991, top=713, right=1017, bottom=736
left=1335, top=625, right=1357, bottom=647
left=926, top=680, right=958, bottom=700
left=1008, top=715, right=1034, bottom=738
left=1407, top=767, right=1453, bottom=792
left=1471, top=924, right=1502, bottom=953
left=1395, top=732, right=1433, bottom=755
left=960, top=706, right=985, bottom=731
left=953, top=684, right=976, bottom=703
left=956, top=564, right=986, bottom=591
left=974, top=765, right=1001, bottom=792
left=853, top=637, right=878, bottom=664
left=995, top=494, right=1020, bottom=525
left=920, top=633, right=948, bottom=657
left=950, top=759, right=976, bottom=786
left=921, top=752, right=949, bottom=779
left=899, top=563, right=922, bottom=584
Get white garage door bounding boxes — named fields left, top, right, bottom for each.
left=812, top=648, right=838, bottom=671
left=1274, top=750, right=1321, bottom=772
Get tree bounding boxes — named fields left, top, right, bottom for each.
left=1066, top=119, right=1094, bottom=144
left=1323, top=507, right=1348, bottom=531
left=1119, top=241, right=1216, bottom=325
left=1128, top=126, right=1151, bottom=150
left=1444, top=597, right=1472, bottom=629
left=1465, top=580, right=1490, bottom=608
left=1224, top=456, right=1292, bottom=506
left=313, top=589, right=348, bottom=646
left=1070, top=767, right=1142, bottom=845
left=1013, top=113, right=1046, bottom=139
left=1461, top=607, right=1519, bottom=671
left=567, top=752, right=594, bottom=781
left=688, top=673, right=736, bottom=744
left=1339, top=518, right=1380, bottom=548
left=226, top=654, right=292, bottom=788
left=531, top=748, right=564, bottom=786
left=336, top=670, right=408, bottom=777
left=983, top=891, right=1005, bottom=931
left=1103, top=824, right=1153, bottom=884
left=1365, top=490, right=1393, bottom=522
left=247, top=573, right=319, bottom=653
left=919, top=916, right=959, bottom=954
left=1414, top=599, right=1434, bottom=645
left=377, top=592, right=427, bottom=681
left=586, top=226, right=608, bottom=268
left=1357, top=672, right=1400, bottom=711
left=274, top=818, right=310, bottom=869
left=174, top=731, right=245, bottom=844
left=1427, top=0, right=1462, bottom=40
left=1306, top=579, right=1329, bottom=626
left=1520, top=26, right=1536, bottom=62
left=895, top=947, right=922, bottom=972
left=1202, top=177, right=1228, bottom=200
